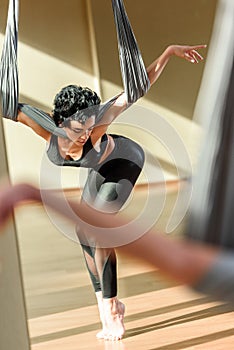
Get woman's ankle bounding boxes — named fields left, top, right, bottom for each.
left=95, top=291, right=103, bottom=300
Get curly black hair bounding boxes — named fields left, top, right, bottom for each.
left=52, top=85, right=101, bottom=126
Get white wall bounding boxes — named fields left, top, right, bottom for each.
left=1, top=0, right=213, bottom=190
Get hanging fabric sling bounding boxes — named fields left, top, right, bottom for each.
left=111, top=0, right=150, bottom=103
left=0, top=0, right=150, bottom=134
left=0, top=0, right=19, bottom=120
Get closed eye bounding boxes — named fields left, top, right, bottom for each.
left=70, top=125, right=94, bottom=134
left=71, top=128, right=83, bottom=133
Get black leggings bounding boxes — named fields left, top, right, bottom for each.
left=76, top=135, right=145, bottom=298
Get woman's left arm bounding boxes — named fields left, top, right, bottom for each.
left=92, top=44, right=207, bottom=137
left=147, top=44, right=207, bottom=86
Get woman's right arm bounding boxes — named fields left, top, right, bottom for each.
left=17, top=110, right=51, bottom=142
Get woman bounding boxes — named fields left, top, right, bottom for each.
left=4, top=44, right=206, bottom=340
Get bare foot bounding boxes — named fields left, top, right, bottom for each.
left=102, top=297, right=125, bottom=341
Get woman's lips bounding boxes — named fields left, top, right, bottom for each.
left=77, top=139, right=86, bottom=144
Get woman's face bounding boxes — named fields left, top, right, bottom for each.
left=64, top=116, right=95, bottom=145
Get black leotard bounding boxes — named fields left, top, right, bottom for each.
left=47, top=133, right=144, bottom=186
left=46, top=133, right=108, bottom=168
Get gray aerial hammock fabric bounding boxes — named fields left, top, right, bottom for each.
left=0, top=0, right=19, bottom=120
left=0, top=0, right=150, bottom=134
left=111, top=0, right=150, bottom=103
left=18, top=94, right=122, bottom=139
left=18, top=104, right=67, bottom=138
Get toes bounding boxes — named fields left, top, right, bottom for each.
left=103, top=331, right=124, bottom=341
left=96, top=331, right=104, bottom=339
left=96, top=330, right=108, bottom=339
left=103, top=324, right=124, bottom=341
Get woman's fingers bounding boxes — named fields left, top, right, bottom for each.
left=185, top=49, right=205, bottom=63
left=184, top=52, right=197, bottom=63
left=192, top=49, right=204, bottom=61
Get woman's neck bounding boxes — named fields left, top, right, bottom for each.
left=58, top=137, right=83, bottom=160
left=58, top=137, right=81, bottom=150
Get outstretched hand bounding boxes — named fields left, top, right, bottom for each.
left=171, top=45, right=207, bottom=63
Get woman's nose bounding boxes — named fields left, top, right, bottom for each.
left=81, top=130, right=89, bottom=138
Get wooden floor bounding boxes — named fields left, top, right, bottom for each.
left=14, top=184, right=234, bottom=350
